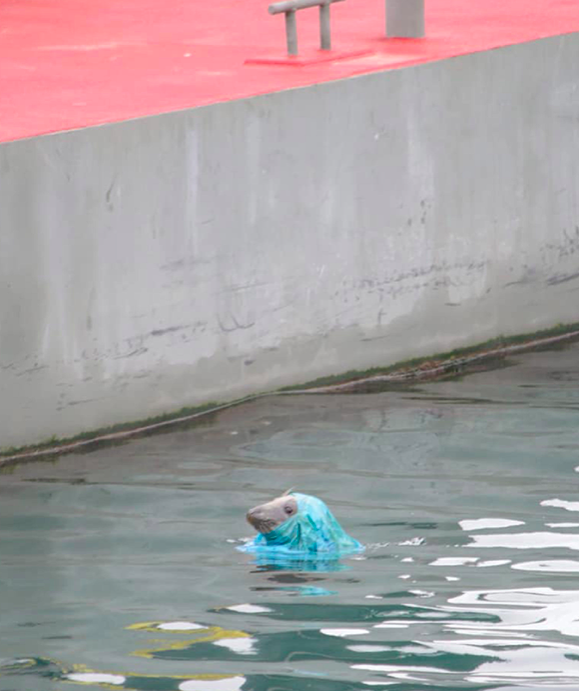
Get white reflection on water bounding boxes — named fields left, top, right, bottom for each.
left=468, top=532, right=579, bottom=550
left=67, top=674, right=126, bottom=685
left=459, top=518, right=525, bottom=531
left=225, top=604, right=272, bottom=613
left=451, top=640, right=579, bottom=685
left=541, top=499, right=579, bottom=512
left=157, top=621, right=205, bottom=631
left=477, top=559, right=511, bottom=567
left=213, top=637, right=258, bottom=654
left=352, top=664, right=447, bottom=677
left=362, top=682, right=397, bottom=686
left=446, top=587, right=579, bottom=637
left=356, top=586, right=579, bottom=686
left=321, top=628, right=370, bottom=637
left=179, top=677, right=246, bottom=691
left=430, top=557, right=479, bottom=566
left=512, top=560, right=579, bottom=572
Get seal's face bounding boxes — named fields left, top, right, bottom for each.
left=246, top=494, right=298, bottom=534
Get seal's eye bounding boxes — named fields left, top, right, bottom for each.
left=284, top=505, right=294, bottom=515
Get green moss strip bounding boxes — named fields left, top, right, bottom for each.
left=2, top=322, right=579, bottom=465
left=280, top=322, right=579, bottom=393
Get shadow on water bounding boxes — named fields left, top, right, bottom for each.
left=249, top=558, right=350, bottom=573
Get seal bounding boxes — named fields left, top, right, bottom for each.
left=245, top=490, right=299, bottom=534
left=239, top=490, right=363, bottom=558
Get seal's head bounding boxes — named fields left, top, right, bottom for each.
left=240, top=491, right=364, bottom=559
left=246, top=491, right=298, bottom=534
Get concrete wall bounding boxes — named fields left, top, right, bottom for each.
left=1, top=33, right=579, bottom=449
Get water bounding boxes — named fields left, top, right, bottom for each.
left=2, top=342, right=579, bottom=691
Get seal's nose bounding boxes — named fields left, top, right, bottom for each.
left=246, top=506, right=262, bottom=528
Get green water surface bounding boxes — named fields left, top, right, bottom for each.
left=3, top=343, right=579, bottom=691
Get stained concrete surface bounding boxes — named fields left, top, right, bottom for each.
left=1, top=34, right=579, bottom=449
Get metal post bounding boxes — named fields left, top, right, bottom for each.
left=285, top=10, right=298, bottom=55
left=386, top=0, right=424, bottom=38
left=269, top=0, right=346, bottom=56
left=319, top=2, right=331, bottom=50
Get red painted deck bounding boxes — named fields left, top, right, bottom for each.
left=0, top=0, right=577, bottom=142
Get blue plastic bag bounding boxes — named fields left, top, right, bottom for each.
left=238, top=493, right=364, bottom=562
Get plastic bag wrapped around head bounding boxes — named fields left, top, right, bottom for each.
left=238, top=492, right=364, bottom=563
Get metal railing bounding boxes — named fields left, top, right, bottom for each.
left=267, top=0, right=425, bottom=57
left=268, top=0, right=346, bottom=56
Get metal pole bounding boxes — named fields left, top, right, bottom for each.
left=319, top=2, right=331, bottom=50
left=269, top=0, right=345, bottom=14
left=386, top=0, right=424, bottom=37
left=285, top=10, right=298, bottom=55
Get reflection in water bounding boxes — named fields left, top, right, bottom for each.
left=179, top=679, right=247, bottom=691
left=468, top=531, right=579, bottom=550
left=249, top=554, right=351, bottom=572
left=542, top=498, right=579, bottom=512
left=251, top=585, right=338, bottom=596
left=67, top=673, right=126, bottom=685
left=459, top=518, right=525, bottom=531
left=3, top=343, right=579, bottom=690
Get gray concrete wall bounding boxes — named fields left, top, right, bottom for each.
left=1, top=33, right=579, bottom=449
